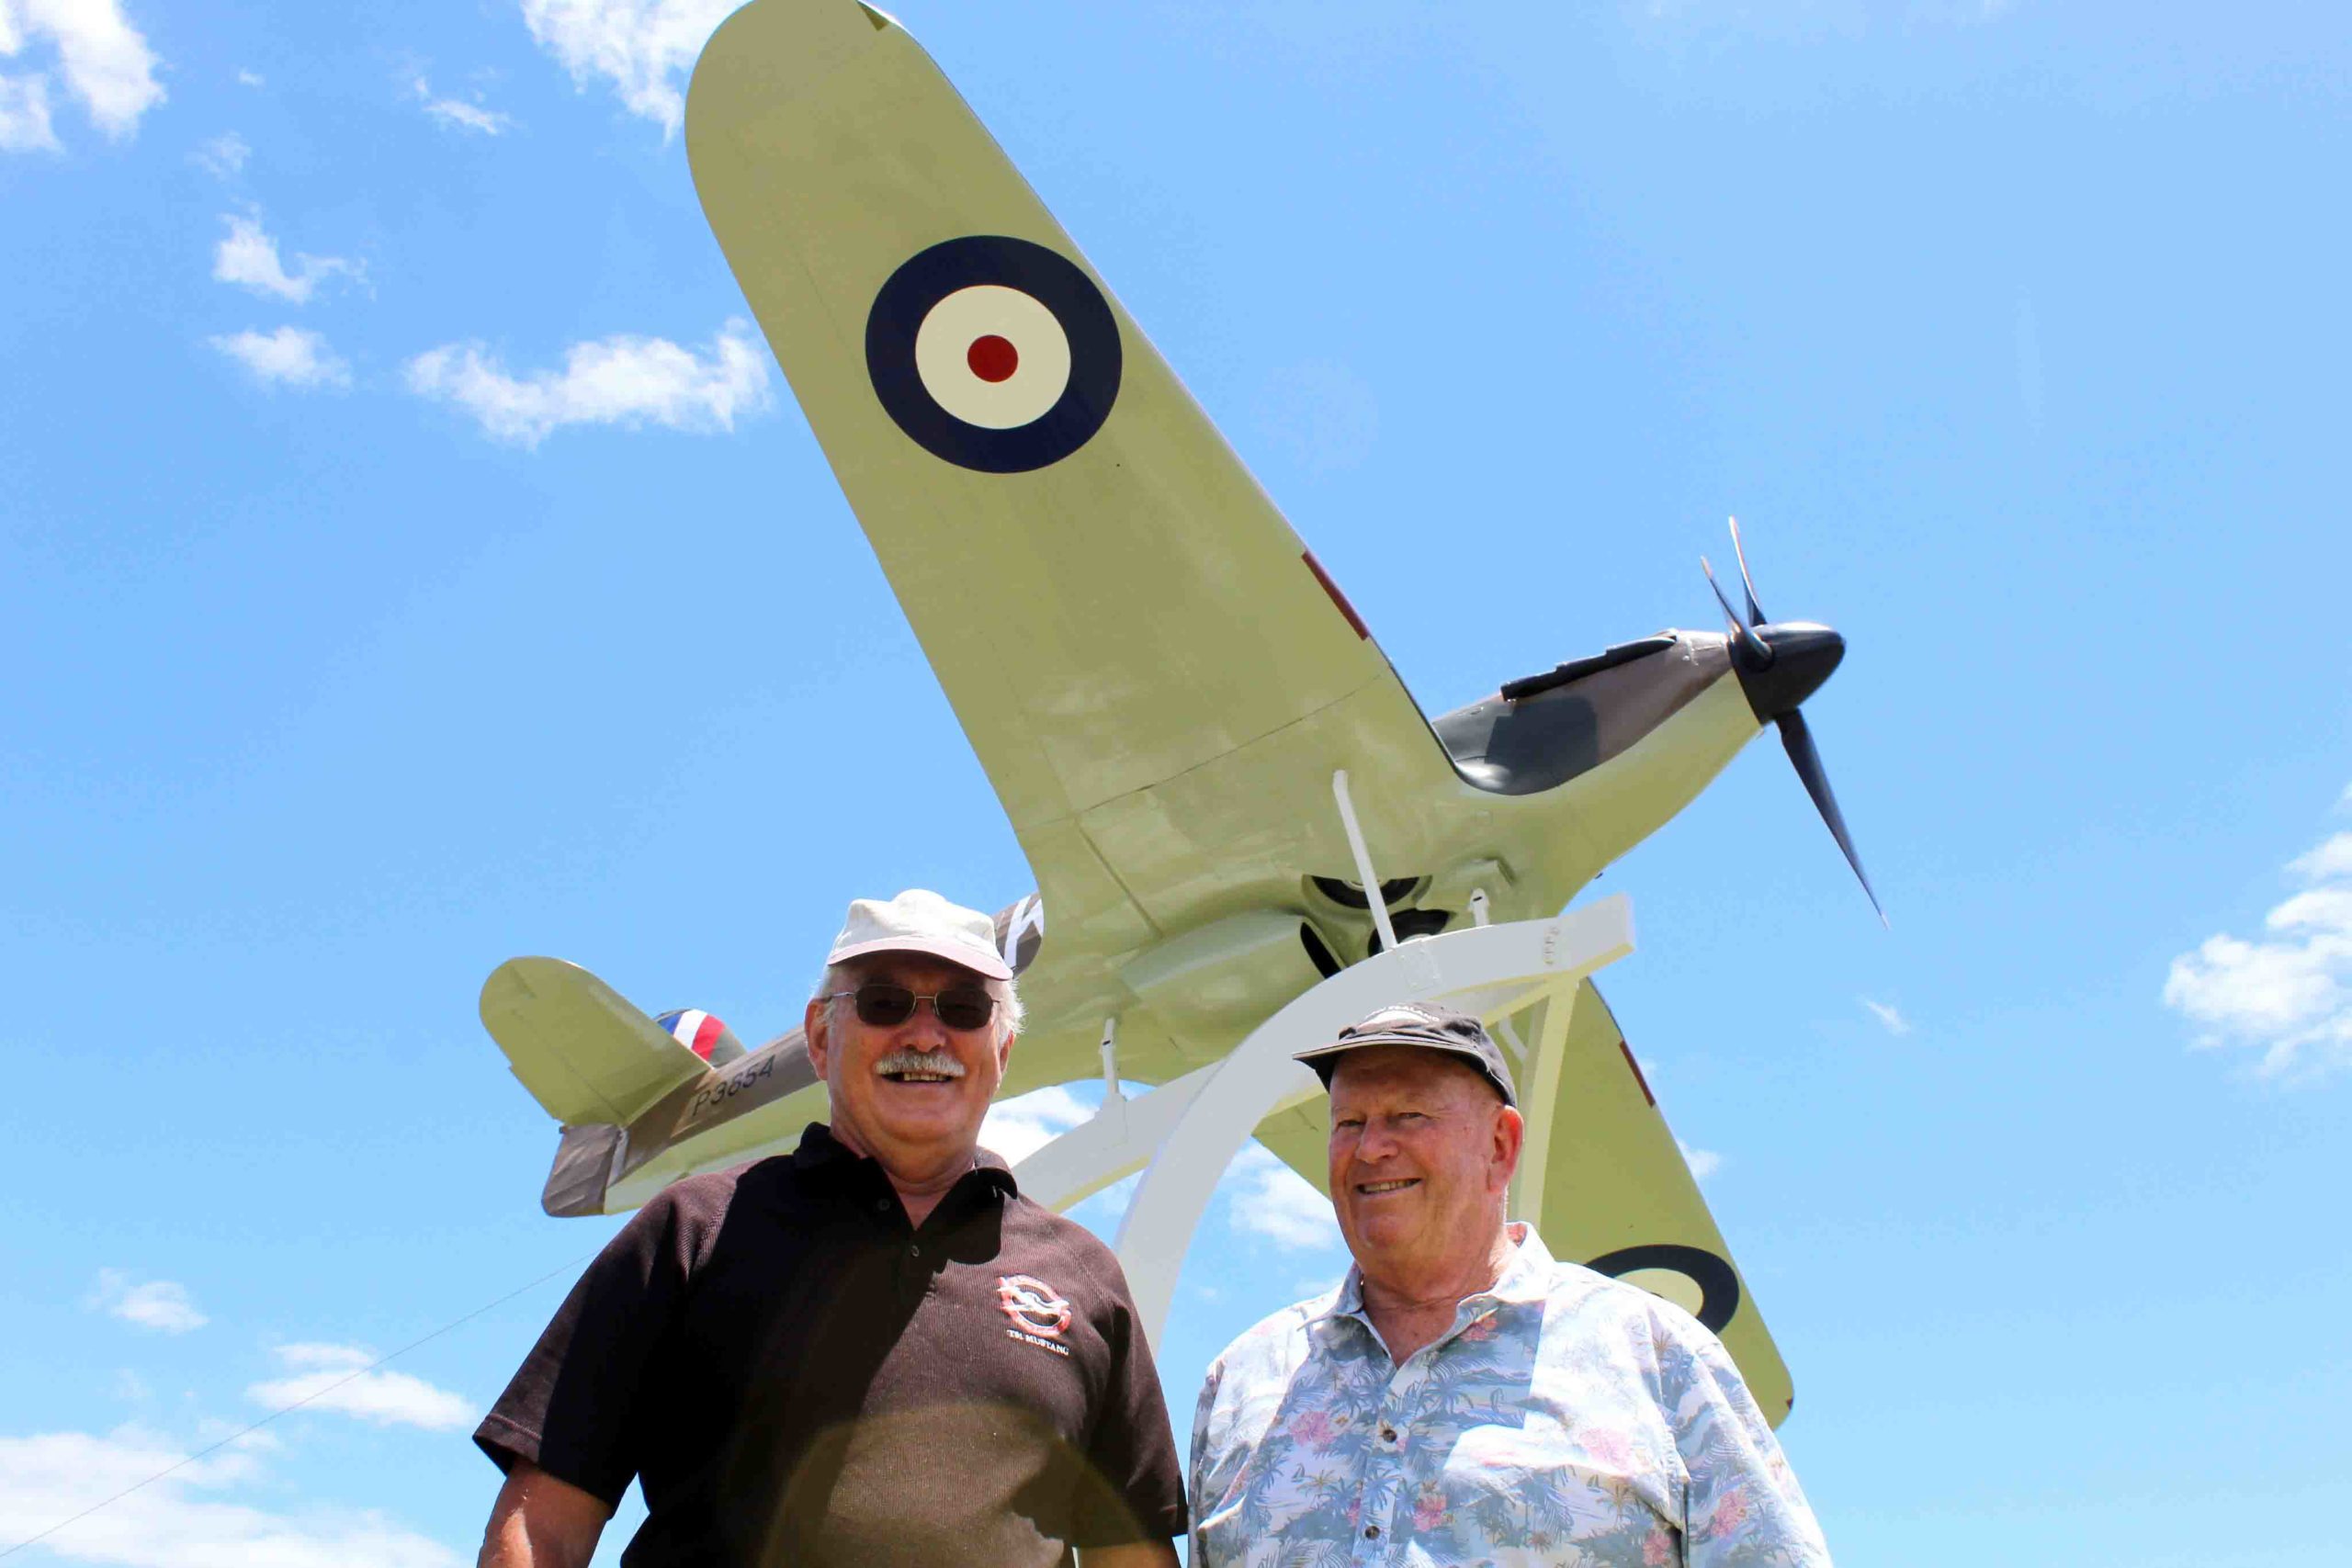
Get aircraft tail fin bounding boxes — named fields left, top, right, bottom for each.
left=480, top=957, right=715, bottom=1129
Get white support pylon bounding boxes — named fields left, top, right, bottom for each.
left=1027, top=894, right=1635, bottom=1348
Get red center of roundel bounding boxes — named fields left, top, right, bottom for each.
left=967, top=334, right=1019, bottom=383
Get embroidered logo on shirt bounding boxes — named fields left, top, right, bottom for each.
left=998, top=1273, right=1073, bottom=1353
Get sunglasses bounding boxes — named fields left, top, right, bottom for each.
left=825, top=981, right=998, bottom=1032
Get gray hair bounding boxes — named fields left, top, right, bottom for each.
left=810, top=958, right=1024, bottom=1041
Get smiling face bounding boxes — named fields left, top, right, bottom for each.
left=1327, top=1046, right=1523, bottom=1295
left=803, top=952, right=1015, bottom=1191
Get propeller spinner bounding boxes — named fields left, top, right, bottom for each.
left=1702, top=517, right=1886, bottom=925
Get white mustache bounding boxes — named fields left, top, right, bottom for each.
left=876, top=1049, right=967, bottom=1078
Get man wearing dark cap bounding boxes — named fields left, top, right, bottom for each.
left=1189, top=1003, right=1831, bottom=1567
left=474, top=889, right=1186, bottom=1568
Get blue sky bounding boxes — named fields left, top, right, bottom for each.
left=5, top=1, right=2348, bottom=1563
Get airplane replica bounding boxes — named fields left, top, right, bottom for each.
left=481, top=0, right=1879, bottom=1426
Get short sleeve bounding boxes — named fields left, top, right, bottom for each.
left=1070, top=1262, right=1189, bottom=1546
left=1186, top=1355, right=1227, bottom=1564
left=1657, top=1312, right=1833, bottom=1566
left=472, top=1191, right=698, bottom=1507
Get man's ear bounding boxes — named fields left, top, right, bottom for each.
left=1490, top=1103, right=1525, bottom=1194
left=993, top=1027, right=1017, bottom=1076
left=804, top=996, right=832, bottom=1077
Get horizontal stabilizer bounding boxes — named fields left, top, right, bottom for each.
left=481, top=957, right=714, bottom=1127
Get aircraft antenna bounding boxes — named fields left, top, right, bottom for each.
left=1330, top=770, right=1400, bottom=955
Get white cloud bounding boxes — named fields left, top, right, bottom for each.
left=1225, top=1143, right=1341, bottom=1250
left=209, top=326, right=351, bottom=389
left=211, top=211, right=361, bottom=305
left=0, top=69, right=59, bottom=150
left=244, top=1343, right=474, bottom=1433
left=980, top=1084, right=1092, bottom=1165
left=2163, top=802, right=2352, bottom=1080
left=413, top=74, right=512, bottom=135
left=1860, top=998, right=1912, bottom=1036
left=2288, top=831, right=2352, bottom=883
left=192, top=129, right=246, bottom=177
left=405, top=319, right=773, bottom=447
left=0, top=0, right=164, bottom=146
left=519, top=0, right=736, bottom=133
left=1678, top=1139, right=1722, bottom=1182
left=85, top=1271, right=207, bottom=1335
left=236, top=67, right=262, bottom=87
left=0, top=1425, right=461, bottom=1568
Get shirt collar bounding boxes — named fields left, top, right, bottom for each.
left=790, top=1121, right=1019, bottom=1198
left=1308, top=1221, right=1554, bottom=1329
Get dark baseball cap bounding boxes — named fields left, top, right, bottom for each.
left=1293, top=1002, right=1517, bottom=1106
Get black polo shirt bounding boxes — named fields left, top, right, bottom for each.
left=476, top=1123, right=1187, bottom=1567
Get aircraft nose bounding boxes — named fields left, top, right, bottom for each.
left=1731, top=622, right=1844, bottom=723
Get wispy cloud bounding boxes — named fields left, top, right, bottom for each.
left=0, top=1425, right=461, bottom=1567
left=520, top=0, right=735, bottom=134
left=980, top=1084, right=1092, bottom=1165
left=0, top=0, right=164, bottom=149
left=1225, top=1144, right=1341, bottom=1250
left=244, top=1343, right=474, bottom=1433
left=209, top=326, right=352, bottom=390
left=2163, top=800, right=2352, bottom=1080
left=192, top=130, right=248, bottom=178
left=1860, top=998, right=1913, bottom=1036
left=236, top=67, right=263, bottom=88
left=85, top=1271, right=207, bottom=1335
left=212, top=211, right=362, bottom=305
left=404, top=319, right=773, bottom=447
left=0, top=70, right=60, bottom=151
left=1678, top=1139, right=1723, bottom=1182
left=413, top=75, right=512, bottom=136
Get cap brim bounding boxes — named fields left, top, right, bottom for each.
left=826, top=935, right=1013, bottom=983
left=1291, top=1036, right=1515, bottom=1105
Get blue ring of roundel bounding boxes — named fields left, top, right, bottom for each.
left=1583, top=1243, right=1742, bottom=1333
left=865, top=234, right=1123, bottom=474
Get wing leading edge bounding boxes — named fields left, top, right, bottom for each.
left=685, top=0, right=1460, bottom=949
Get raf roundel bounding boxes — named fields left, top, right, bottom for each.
left=865, top=235, right=1122, bottom=473
left=1584, top=1244, right=1742, bottom=1334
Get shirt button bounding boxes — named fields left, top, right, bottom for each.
left=1363, top=1525, right=1379, bottom=1540
left=875, top=1199, right=889, bottom=1213
left=909, top=1244, right=921, bottom=1258
left=1381, top=1427, right=1396, bottom=1443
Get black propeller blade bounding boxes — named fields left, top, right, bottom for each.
left=1774, top=708, right=1885, bottom=927
left=1702, top=556, right=1772, bottom=665
left=1702, top=517, right=1885, bottom=925
left=1728, top=514, right=1767, bottom=630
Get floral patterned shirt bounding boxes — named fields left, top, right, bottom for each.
left=1189, top=1224, right=1829, bottom=1567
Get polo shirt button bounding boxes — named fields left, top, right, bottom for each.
left=1363, top=1525, right=1379, bottom=1540
left=909, top=1244, right=921, bottom=1258
left=1381, top=1427, right=1396, bottom=1443
left=875, top=1199, right=889, bottom=1213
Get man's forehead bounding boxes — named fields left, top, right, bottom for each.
left=1328, top=1045, right=1495, bottom=1101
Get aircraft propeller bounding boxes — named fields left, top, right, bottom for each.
left=1702, top=518, right=1886, bottom=926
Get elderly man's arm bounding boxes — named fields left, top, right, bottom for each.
left=1661, top=1315, right=1834, bottom=1565
left=476, top=1461, right=612, bottom=1568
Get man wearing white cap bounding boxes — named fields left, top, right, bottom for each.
left=1189, top=1003, right=1830, bottom=1567
left=475, top=890, right=1187, bottom=1568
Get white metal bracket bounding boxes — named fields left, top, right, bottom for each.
left=1010, top=894, right=1634, bottom=1348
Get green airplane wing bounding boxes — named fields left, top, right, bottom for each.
left=685, top=0, right=1464, bottom=956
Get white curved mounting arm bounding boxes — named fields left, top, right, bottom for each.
left=1011, top=895, right=1634, bottom=1348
